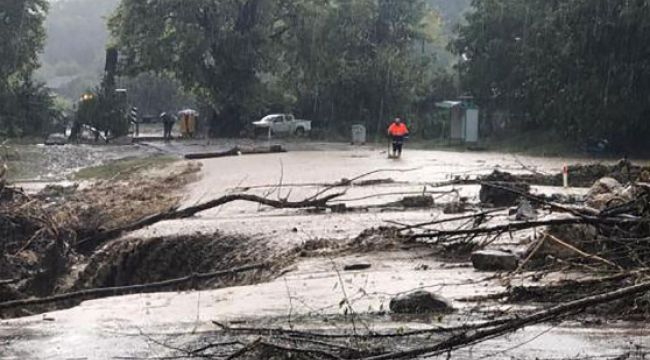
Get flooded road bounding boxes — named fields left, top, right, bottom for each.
left=2, top=251, right=647, bottom=359
left=130, top=144, right=589, bottom=247
left=2, top=141, right=648, bottom=359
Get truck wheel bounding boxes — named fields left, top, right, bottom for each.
left=295, top=127, right=305, bottom=137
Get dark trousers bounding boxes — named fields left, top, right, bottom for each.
left=163, top=122, right=173, bottom=139
left=391, top=136, right=404, bottom=155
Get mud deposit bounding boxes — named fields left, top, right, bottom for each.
left=4, top=143, right=162, bottom=181
left=75, top=233, right=283, bottom=290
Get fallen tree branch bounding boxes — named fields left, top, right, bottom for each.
left=361, top=280, right=650, bottom=360
left=225, top=337, right=261, bottom=360
left=396, top=208, right=507, bottom=232
left=184, top=145, right=286, bottom=160
left=307, top=168, right=421, bottom=201
left=212, top=317, right=512, bottom=339
left=513, top=236, right=546, bottom=273
left=231, top=179, right=403, bottom=192
left=333, top=190, right=455, bottom=203
left=230, top=169, right=418, bottom=193
left=426, top=178, right=480, bottom=188
left=411, top=215, right=647, bottom=242
left=479, top=181, right=595, bottom=217
left=544, top=232, right=624, bottom=270
left=76, top=192, right=344, bottom=252
left=0, top=263, right=265, bottom=312
left=258, top=340, right=342, bottom=360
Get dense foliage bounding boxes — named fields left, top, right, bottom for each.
left=0, top=0, right=56, bottom=137
left=109, top=0, right=453, bottom=136
left=453, top=0, right=650, bottom=150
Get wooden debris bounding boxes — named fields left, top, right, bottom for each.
left=184, top=145, right=286, bottom=159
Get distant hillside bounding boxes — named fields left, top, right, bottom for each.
left=38, top=0, right=119, bottom=97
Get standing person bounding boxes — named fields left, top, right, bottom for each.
left=160, top=112, right=174, bottom=140
left=387, top=116, right=409, bottom=158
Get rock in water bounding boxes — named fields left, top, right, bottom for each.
left=389, top=291, right=453, bottom=314
left=515, top=199, right=537, bottom=221
left=471, top=250, right=519, bottom=271
left=586, top=177, right=633, bottom=210
left=400, top=195, right=434, bottom=208
left=479, top=181, right=530, bottom=207
left=587, top=177, right=623, bottom=198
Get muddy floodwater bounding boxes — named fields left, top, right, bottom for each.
left=2, top=142, right=648, bottom=359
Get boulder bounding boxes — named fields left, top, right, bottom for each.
left=471, top=250, right=519, bottom=271
left=515, top=199, right=537, bottom=221
left=586, top=177, right=633, bottom=210
left=400, top=195, right=434, bottom=208
left=389, top=290, right=453, bottom=314
left=479, top=181, right=530, bottom=207
left=587, top=177, right=623, bottom=198
left=443, top=198, right=468, bottom=214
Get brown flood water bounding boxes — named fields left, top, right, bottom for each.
left=2, top=144, right=648, bottom=359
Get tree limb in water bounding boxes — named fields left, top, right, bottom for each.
left=0, top=263, right=265, bottom=312
left=410, top=216, right=647, bottom=242
left=76, top=192, right=344, bottom=252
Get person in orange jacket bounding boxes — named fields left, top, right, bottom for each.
left=387, top=116, right=409, bottom=157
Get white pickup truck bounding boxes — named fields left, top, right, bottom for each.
left=252, top=114, right=311, bottom=136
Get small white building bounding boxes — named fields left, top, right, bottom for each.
left=435, top=100, right=479, bottom=143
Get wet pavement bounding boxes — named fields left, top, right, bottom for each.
left=2, top=141, right=648, bottom=359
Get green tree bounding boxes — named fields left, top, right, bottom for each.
left=279, top=0, right=447, bottom=135
left=109, top=0, right=287, bottom=136
left=0, top=0, right=54, bottom=137
left=110, top=0, right=451, bottom=137
left=453, top=0, right=650, bottom=151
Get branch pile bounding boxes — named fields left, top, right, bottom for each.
left=404, top=171, right=650, bottom=318
left=0, top=164, right=199, bottom=308
left=482, top=159, right=650, bottom=187
left=158, top=280, right=650, bottom=359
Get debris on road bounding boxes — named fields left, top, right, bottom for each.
left=400, top=195, right=434, bottom=208
left=479, top=180, right=530, bottom=206
left=481, top=160, right=650, bottom=188
left=389, top=290, right=454, bottom=314
left=343, top=263, right=372, bottom=271
left=184, top=144, right=286, bottom=159
left=471, top=250, right=519, bottom=271
left=585, top=177, right=634, bottom=209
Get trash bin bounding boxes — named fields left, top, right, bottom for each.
left=351, top=125, right=366, bottom=145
